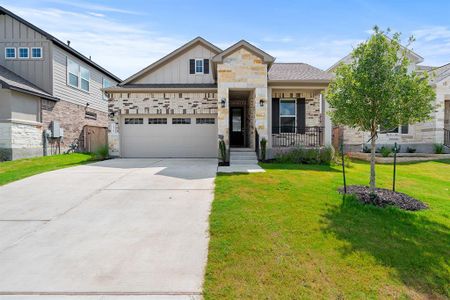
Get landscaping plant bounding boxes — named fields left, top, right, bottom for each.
left=325, top=26, right=435, bottom=192
left=218, top=139, right=227, bottom=163
left=260, top=138, right=267, bottom=161
left=406, top=146, right=416, bottom=153
left=95, top=144, right=109, bottom=160
left=379, top=146, right=392, bottom=157
left=434, top=143, right=444, bottom=154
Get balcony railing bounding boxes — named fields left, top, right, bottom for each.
left=272, top=126, right=324, bottom=148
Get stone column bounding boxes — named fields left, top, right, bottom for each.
left=255, top=86, right=269, bottom=149
left=323, top=94, right=332, bottom=147
left=217, top=87, right=229, bottom=147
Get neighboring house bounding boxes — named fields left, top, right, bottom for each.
left=328, top=50, right=450, bottom=153
left=105, top=37, right=333, bottom=159
left=0, top=6, right=120, bottom=161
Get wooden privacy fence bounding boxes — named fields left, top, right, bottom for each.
left=82, top=125, right=107, bottom=153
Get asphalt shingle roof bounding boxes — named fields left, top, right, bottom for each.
left=268, top=63, right=334, bottom=81
left=430, top=63, right=450, bottom=84
left=0, top=66, right=58, bottom=101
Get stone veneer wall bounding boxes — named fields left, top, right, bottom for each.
left=42, top=99, right=108, bottom=153
left=272, top=89, right=323, bottom=127
left=0, top=121, right=42, bottom=160
left=107, top=91, right=218, bottom=156
left=217, top=48, right=269, bottom=148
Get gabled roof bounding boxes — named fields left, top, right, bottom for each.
left=0, top=66, right=59, bottom=101
left=0, top=6, right=121, bottom=82
left=429, top=62, right=450, bottom=84
left=268, top=63, right=333, bottom=82
left=212, top=40, right=275, bottom=66
left=120, top=37, right=222, bottom=85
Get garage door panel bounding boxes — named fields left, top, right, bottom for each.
left=121, top=116, right=217, bottom=158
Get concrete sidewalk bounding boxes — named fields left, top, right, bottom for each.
left=0, top=159, right=217, bottom=299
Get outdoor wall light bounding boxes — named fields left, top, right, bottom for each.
left=259, top=99, right=265, bottom=107
left=220, top=98, right=226, bottom=108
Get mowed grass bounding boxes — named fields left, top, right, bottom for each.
left=204, top=160, right=450, bottom=299
left=0, top=153, right=95, bottom=186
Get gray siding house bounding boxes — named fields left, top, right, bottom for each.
left=0, top=6, right=120, bottom=160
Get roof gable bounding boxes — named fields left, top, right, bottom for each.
left=212, top=40, right=275, bottom=65
left=121, top=37, right=222, bottom=85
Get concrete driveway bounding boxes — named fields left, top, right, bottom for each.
left=0, top=159, right=217, bottom=299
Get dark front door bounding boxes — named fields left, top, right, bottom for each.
left=230, top=107, right=244, bottom=147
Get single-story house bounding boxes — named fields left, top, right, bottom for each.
left=105, top=37, right=333, bottom=160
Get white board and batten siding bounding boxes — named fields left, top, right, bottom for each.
left=52, top=46, right=118, bottom=112
left=120, top=114, right=218, bottom=158
left=134, top=44, right=216, bottom=84
left=0, top=13, right=53, bottom=93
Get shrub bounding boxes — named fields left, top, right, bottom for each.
left=218, top=139, right=227, bottom=162
left=95, top=144, right=109, bottom=160
left=434, top=143, right=444, bottom=154
left=362, top=145, right=371, bottom=153
left=260, top=138, right=267, bottom=161
left=379, top=146, right=392, bottom=157
left=275, top=146, right=333, bottom=165
left=406, top=147, right=416, bottom=153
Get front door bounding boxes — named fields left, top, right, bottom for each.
left=230, top=107, right=244, bottom=147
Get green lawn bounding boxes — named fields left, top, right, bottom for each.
left=0, top=153, right=95, bottom=186
left=205, top=160, right=450, bottom=299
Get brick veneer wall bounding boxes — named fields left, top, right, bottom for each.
left=41, top=99, right=108, bottom=152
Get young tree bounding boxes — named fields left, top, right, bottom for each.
left=326, top=27, right=435, bottom=193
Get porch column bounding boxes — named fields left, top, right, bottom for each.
left=217, top=87, right=229, bottom=147
left=255, top=86, right=269, bottom=148
left=323, top=94, right=332, bottom=147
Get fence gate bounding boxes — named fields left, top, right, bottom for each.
left=332, top=126, right=343, bottom=150
left=83, top=125, right=107, bottom=153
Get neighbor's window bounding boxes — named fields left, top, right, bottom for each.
left=67, top=58, right=90, bottom=92
left=18, top=47, right=29, bottom=59
left=31, top=47, right=42, bottom=59
left=148, top=118, right=167, bottom=124
left=124, top=118, right=143, bottom=124
left=102, top=78, right=113, bottom=100
left=172, top=118, right=191, bottom=124
left=68, top=59, right=80, bottom=88
left=80, top=66, right=90, bottom=92
left=196, top=118, right=215, bottom=124
left=280, top=99, right=296, bottom=133
left=5, top=47, right=16, bottom=59
left=195, top=59, right=203, bottom=74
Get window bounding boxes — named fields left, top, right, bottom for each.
left=196, top=118, right=215, bottom=124
left=80, top=67, right=90, bottom=92
left=172, top=118, right=191, bottom=124
left=148, top=118, right=167, bottom=124
left=195, top=59, right=203, bottom=74
left=68, top=59, right=79, bottom=88
left=280, top=99, right=296, bottom=133
left=124, top=118, right=143, bottom=124
left=380, top=124, right=409, bottom=134
left=401, top=124, right=409, bottom=134
left=67, top=58, right=90, bottom=92
left=31, top=47, right=42, bottom=59
left=18, top=47, right=29, bottom=59
left=102, top=78, right=113, bottom=100
left=5, top=47, right=16, bottom=59
left=85, top=111, right=97, bottom=120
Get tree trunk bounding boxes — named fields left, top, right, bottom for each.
left=369, top=129, right=376, bottom=193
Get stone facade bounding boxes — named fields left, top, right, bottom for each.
left=42, top=99, right=108, bottom=153
left=0, top=121, right=42, bottom=161
left=217, top=48, right=269, bottom=148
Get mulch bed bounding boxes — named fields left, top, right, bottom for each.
left=338, top=185, right=428, bottom=211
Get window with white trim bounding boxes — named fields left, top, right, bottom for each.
left=124, top=118, right=143, bottom=124
left=195, top=59, right=203, bottom=74
left=172, top=118, right=191, bottom=124
left=148, top=118, right=167, bottom=124
left=280, top=99, right=296, bottom=133
left=5, top=47, right=16, bottom=59
left=196, top=118, right=215, bottom=124
left=31, top=47, right=42, bottom=59
left=18, top=47, right=29, bottom=59
left=67, top=58, right=90, bottom=92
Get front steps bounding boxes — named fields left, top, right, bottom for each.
left=217, top=148, right=265, bottom=173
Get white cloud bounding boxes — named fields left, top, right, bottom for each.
left=87, top=12, right=105, bottom=18
left=45, top=0, right=143, bottom=15
left=5, top=5, right=185, bottom=79
left=411, top=26, right=450, bottom=66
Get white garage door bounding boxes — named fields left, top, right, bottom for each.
left=121, top=115, right=218, bottom=158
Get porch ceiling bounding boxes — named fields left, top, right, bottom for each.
left=229, top=90, right=251, bottom=101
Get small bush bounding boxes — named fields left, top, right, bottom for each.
left=362, top=145, right=371, bottom=153
left=406, top=147, right=416, bottom=153
left=95, top=144, right=109, bottom=160
left=260, top=138, right=267, bottom=161
left=275, top=147, right=333, bottom=165
left=434, top=143, right=444, bottom=154
left=333, top=152, right=352, bottom=168
left=219, top=139, right=227, bottom=162
left=379, top=146, right=392, bottom=157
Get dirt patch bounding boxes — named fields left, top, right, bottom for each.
left=339, top=185, right=428, bottom=211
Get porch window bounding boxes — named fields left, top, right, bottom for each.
left=280, top=99, right=296, bottom=133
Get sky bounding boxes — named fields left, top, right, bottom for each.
left=1, top=0, right=449, bottom=80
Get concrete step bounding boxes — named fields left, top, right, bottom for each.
left=230, top=153, right=257, bottom=159
left=230, top=148, right=254, bottom=152
left=231, top=159, right=258, bottom=165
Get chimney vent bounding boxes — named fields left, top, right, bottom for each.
left=67, top=40, right=71, bottom=46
